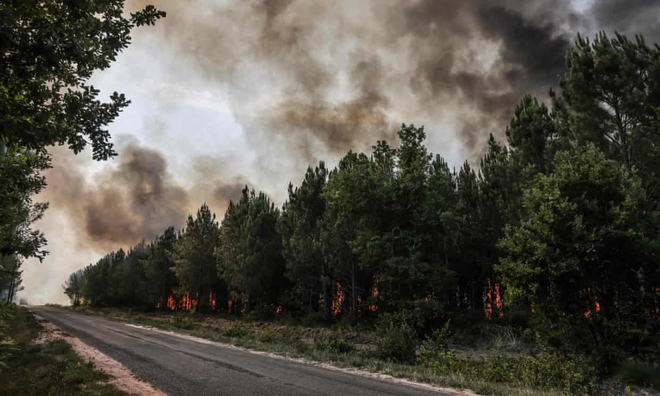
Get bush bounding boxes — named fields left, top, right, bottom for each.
left=617, top=362, right=660, bottom=391
left=222, top=322, right=252, bottom=338
left=0, top=302, right=18, bottom=367
left=452, top=353, right=597, bottom=394
left=419, top=321, right=457, bottom=372
left=512, top=353, right=597, bottom=394
left=255, top=326, right=301, bottom=344
left=254, top=327, right=277, bottom=343
left=313, top=333, right=354, bottom=354
left=374, top=315, right=418, bottom=364
left=172, top=316, right=195, bottom=330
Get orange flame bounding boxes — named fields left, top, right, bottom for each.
left=276, top=306, right=282, bottom=314
left=494, top=284, right=503, bottom=318
left=209, top=291, right=217, bottom=311
left=167, top=293, right=176, bottom=310
left=585, top=300, right=601, bottom=319
left=369, top=284, right=378, bottom=312
left=485, top=280, right=503, bottom=319
left=177, top=292, right=198, bottom=311
left=78, top=298, right=84, bottom=306
left=485, top=280, right=493, bottom=319
left=332, top=283, right=344, bottom=316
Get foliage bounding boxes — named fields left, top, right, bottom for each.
left=279, top=162, right=329, bottom=318
left=0, top=148, right=49, bottom=261
left=63, top=270, right=84, bottom=306
left=172, top=204, right=220, bottom=313
left=374, top=314, right=418, bottom=364
left=313, top=332, right=354, bottom=354
left=221, top=322, right=252, bottom=339
left=0, top=307, right=126, bottom=395
left=0, top=0, right=165, bottom=160
left=0, top=302, right=18, bottom=369
left=498, top=144, right=660, bottom=360
left=217, top=187, right=287, bottom=313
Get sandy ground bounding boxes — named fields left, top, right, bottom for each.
left=33, top=314, right=167, bottom=396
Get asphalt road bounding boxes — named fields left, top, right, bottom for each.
left=32, top=307, right=451, bottom=396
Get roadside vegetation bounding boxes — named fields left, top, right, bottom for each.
left=0, top=303, right=126, bottom=396
left=64, top=305, right=658, bottom=396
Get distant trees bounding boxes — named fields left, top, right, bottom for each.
left=143, top=227, right=178, bottom=310
left=64, top=31, right=660, bottom=363
left=63, top=270, right=84, bottom=307
left=172, top=204, right=220, bottom=313
left=217, top=187, right=287, bottom=314
left=279, top=163, right=329, bottom=317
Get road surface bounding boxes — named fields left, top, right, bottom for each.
left=32, top=307, right=453, bottom=396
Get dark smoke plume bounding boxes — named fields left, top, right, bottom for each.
left=125, top=0, right=584, bottom=159
left=44, top=143, right=245, bottom=252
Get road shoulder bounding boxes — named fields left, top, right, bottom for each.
left=32, top=312, right=167, bottom=396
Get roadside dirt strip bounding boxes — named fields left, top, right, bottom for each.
left=32, top=313, right=167, bottom=396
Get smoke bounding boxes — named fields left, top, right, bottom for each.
left=591, top=0, right=660, bottom=41
left=124, top=0, right=579, bottom=158
left=21, top=0, right=660, bottom=304
left=44, top=142, right=246, bottom=253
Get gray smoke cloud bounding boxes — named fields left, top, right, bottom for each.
left=125, top=0, right=584, bottom=159
left=44, top=142, right=246, bottom=253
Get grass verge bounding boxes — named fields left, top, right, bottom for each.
left=0, top=305, right=127, bottom=396
left=60, top=305, right=633, bottom=396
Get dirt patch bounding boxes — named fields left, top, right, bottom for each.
left=32, top=314, right=167, bottom=396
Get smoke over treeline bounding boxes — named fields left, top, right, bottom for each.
left=125, top=0, right=659, bottom=159
left=23, top=0, right=660, bottom=304
left=44, top=143, right=246, bottom=252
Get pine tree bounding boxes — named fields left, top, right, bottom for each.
left=171, top=204, right=220, bottom=313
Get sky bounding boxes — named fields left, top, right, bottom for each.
left=20, top=0, right=660, bottom=304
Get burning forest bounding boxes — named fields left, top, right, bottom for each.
left=4, top=0, right=660, bottom=394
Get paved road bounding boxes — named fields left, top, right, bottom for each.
left=32, top=307, right=451, bottom=396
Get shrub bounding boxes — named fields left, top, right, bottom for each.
left=419, top=321, right=457, bottom=372
left=374, top=316, right=418, bottom=364
left=255, top=327, right=277, bottom=343
left=0, top=302, right=18, bottom=368
left=313, top=333, right=354, bottom=354
left=172, top=316, right=195, bottom=330
left=471, top=353, right=597, bottom=394
left=222, top=322, right=252, bottom=338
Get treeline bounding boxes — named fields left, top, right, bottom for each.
left=65, top=33, right=660, bottom=361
